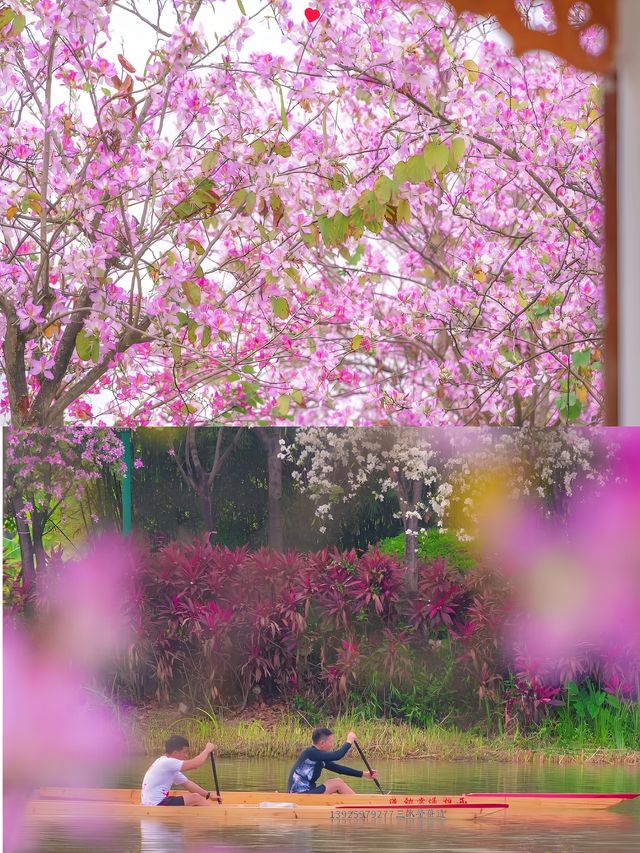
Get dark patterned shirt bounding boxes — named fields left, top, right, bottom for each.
left=287, top=742, right=363, bottom=793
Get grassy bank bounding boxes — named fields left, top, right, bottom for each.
left=130, top=706, right=640, bottom=765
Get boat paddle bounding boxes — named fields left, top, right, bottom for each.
left=210, top=751, right=222, bottom=803
left=353, top=740, right=386, bottom=795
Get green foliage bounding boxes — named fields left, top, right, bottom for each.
left=549, top=681, right=640, bottom=749
left=3, top=533, right=22, bottom=607
left=292, top=694, right=323, bottom=725
left=75, top=330, right=100, bottom=363
left=378, top=528, right=475, bottom=571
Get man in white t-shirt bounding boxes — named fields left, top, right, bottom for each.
left=141, top=735, right=219, bottom=806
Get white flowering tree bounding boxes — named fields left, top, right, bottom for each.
left=282, top=427, right=613, bottom=589
left=280, top=427, right=455, bottom=590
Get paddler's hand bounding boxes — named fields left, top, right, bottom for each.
left=363, top=770, right=378, bottom=780
left=206, top=742, right=216, bottom=753
left=346, top=731, right=357, bottom=744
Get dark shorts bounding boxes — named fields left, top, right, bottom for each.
left=289, top=785, right=326, bottom=795
left=157, top=796, right=185, bottom=806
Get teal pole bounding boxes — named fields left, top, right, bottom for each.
left=120, top=429, right=132, bottom=536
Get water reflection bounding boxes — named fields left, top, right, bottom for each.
left=140, top=820, right=184, bottom=852
left=21, top=759, right=640, bottom=852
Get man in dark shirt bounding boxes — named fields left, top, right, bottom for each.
left=287, top=727, right=378, bottom=794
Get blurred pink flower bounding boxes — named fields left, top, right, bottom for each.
left=486, top=433, right=640, bottom=690
left=4, top=535, right=140, bottom=852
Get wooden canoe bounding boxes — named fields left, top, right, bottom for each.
left=465, top=791, right=640, bottom=811
left=36, top=787, right=639, bottom=815
left=29, top=796, right=506, bottom=825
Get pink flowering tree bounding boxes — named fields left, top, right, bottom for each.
left=0, top=1, right=603, bottom=427
left=3, top=427, right=125, bottom=592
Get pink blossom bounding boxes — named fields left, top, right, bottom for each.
left=16, top=299, right=44, bottom=331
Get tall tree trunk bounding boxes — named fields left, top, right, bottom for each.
left=403, top=479, right=423, bottom=593
left=197, top=491, right=215, bottom=535
left=258, top=428, right=284, bottom=551
left=389, top=470, right=423, bottom=593
left=12, top=495, right=36, bottom=594
left=30, top=508, right=48, bottom=574
left=174, top=427, right=244, bottom=541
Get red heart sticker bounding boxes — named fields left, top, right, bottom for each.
left=304, top=8, right=320, bottom=22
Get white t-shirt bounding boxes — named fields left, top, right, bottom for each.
left=141, top=756, right=189, bottom=805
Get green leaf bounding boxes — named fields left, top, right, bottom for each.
left=284, top=267, right=301, bottom=285
left=355, top=87, right=371, bottom=103
left=398, top=155, right=430, bottom=184
left=388, top=91, right=395, bottom=120
left=185, top=238, right=204, bottom=255
left=291, top=390, right=304, bottom=405
left=75, top=330, right=93, bottom=361
left=251, top=139, right=267, bottom=157
left=318, top=212, right=349, bottom=247
left=358, top=190, right=387, bottom=227
left=181, top=402, right=198, bottom=415
left=277, top=83, right=288, bottom=131
left=392, top=161, right=408, bottom=184
left=463, top=58, right=479, bottom=83
left=182, top=281, right=201, bottom=306
left=0, top=8, right=14, bottom=30
left=588, top=83, right=603, bottom=108
left=348, top=208, right=365, bottom=241
left=555, top=393, right=582, bottom=422
left=448, top=137, right=466, bottom=170
left=350, top=334, right=364, bottom=351
left=442, top=30, right=455, bottom=60
left=274, top=141, right=292, bottom=157
left=341, top=243, right=364, bottom=265
left=423, top=142, right=449, bottom=175
left=499, top=346, right=520, bottom=365
left=75, top=330, right=100, bottom=364
left=271, top=296, right=290, bottom=320
left=202, top=150, right=220, bottom=173
left=374, top=176, right=393, bottom=205
left=572, top=350, right=591, bottom=369
left=174, top=201, right=195, bottom=219
left=396, top=198, right=411, bottom=224
left=201, top=325, right=211, bottom=347
left=275, top=394, right=291, bottom=416
left=236, top=0, right=246, bottom=14
left=230, top=188, right=249, bottom=209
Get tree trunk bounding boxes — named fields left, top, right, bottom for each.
left=174, top=427, right=244, bottom=542
left=12, top=495, right=36, bottom=594
left=403, top=480, right=423, bottom=593
left=197, top=490, right=215, bottom=536
left=30, top=508, right=48, bottom=575
left=258, top=428, right=284, bottom=551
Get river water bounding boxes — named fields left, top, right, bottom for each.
left=18, top=757, right=640, bottom=852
